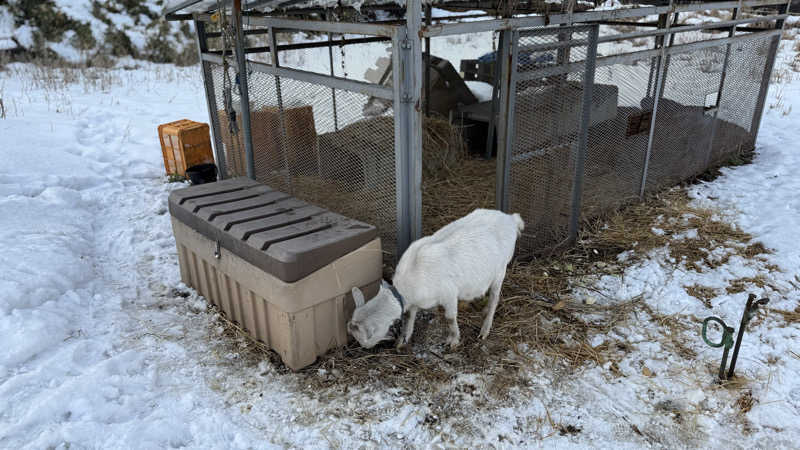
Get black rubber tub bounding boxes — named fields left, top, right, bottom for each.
left=185, top=163, right=218, bottom=185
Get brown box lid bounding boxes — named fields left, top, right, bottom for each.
left=169, top=178, right=378, bottom=283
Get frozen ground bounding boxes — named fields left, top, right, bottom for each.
left=1, top=34, right=799, bottom=449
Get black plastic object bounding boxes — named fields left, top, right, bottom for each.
left=185, top=163, right=218, bottom=185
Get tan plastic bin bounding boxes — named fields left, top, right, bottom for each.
left=168, top=178, right=382, bottom=370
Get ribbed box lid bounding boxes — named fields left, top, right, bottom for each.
left=168, top=178, right=378, bottom=283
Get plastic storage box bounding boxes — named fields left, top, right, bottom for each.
left=158, top=119, right=215, bottom=177
left=168, top=178, right=381, bottom=370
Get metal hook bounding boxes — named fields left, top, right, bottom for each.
left=701, top=293, right=769, bottom=381
left=727, top=294, right=769, bottom=379
left=702, top=316, right=734, bottom=381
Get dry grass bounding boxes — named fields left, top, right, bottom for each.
left=582, top=189, right=757, bottom=272
left=769, top=305, right=800, bottom=325
left=735, top=389, right=756, bottom=414
left=726, top=276, right=768, bottom=294
left=684, top=284, right=717, bottom=308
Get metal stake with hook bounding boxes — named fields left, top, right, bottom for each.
left=701, top=293, right=769, bottom=381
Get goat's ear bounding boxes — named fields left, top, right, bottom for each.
left=351, top=287, right=365, bottom=308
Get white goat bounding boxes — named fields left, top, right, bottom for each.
left=348, top=209, right=524, bottom=349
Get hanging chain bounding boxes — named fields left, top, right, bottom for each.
left=334, top=4, right=347, bottom=78
left=213, top=0, right=245, bottom=175
left=216, top=0, right=238, bottom=136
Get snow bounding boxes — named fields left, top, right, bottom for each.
left=1, top=26, right=800, bottom=449
left=465, top=80, right=494, bottom=102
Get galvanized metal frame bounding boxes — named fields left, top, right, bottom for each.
left=704, top=0, right=742, bottom=168
left=568, top=24, right=598, bottom=244
left=595, top=14, right=788, bottom=44
left=391, top=0, right=423, bottom=256
left=187, top=0, right=787, bottom=258
left=194, top=19, right=228, bottom=179
left=232, top=3, right=257, bottom=179
left=495, top=25, right=599, bottom=242
left=201, top=53, right=394, bottom=99
left=495, top=29, right=517, bottom=212
left=638, top=0, right=675, bottom=197
left=245, top=15, right=396, bottom=36
left=420, top=0, right=787, bottom=37
left=750, top=0, right=791, bottom=142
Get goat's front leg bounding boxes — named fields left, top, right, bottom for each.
left=443, top=298, right=460, bottom=350
left=396, top=305, right=418, bottom=349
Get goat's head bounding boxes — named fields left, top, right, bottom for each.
left=347, top=283, right=399, bottom=349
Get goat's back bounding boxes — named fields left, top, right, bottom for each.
left=394, top=209, right=523, bottom=305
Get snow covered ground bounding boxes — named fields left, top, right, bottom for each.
left=1, top=35, right=799, bottom=449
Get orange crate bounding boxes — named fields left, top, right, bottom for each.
left=158, top=119, right=214, bottom=176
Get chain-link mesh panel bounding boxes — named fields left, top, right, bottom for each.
left=507, top=26, right=593, bottom=253
left=709, top=34, right=774, bottom=165
left=645, top=44, right=725, bottom=192
left=244, top=71, right=398, bottom=260
left=202, top=60, right=226, bottom=174
left=581, top=54, right=657, bottom=218
left=209, top=61, right=249, bottom=178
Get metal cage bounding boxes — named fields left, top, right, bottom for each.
left=174, top=0, right=788, bottom=260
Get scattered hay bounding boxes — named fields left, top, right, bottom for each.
left=641, top=303, right=698, bottom=360
left=735, top=389, right=756, bottom=414
left=584, top=189, right=759, bottom=272
left=769, top=305, right=800, bottom=325
left=684, top=284, right=717, bottom=308
left=726, top=276, right=767, bottom=295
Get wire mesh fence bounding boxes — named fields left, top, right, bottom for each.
left=506, top=25, right=595, bottom=253
left=582, top=53, right=656, bottom=217
left=206, top=57, right=398, bottom=261
left=644, top=44, right=726, bottom=192
left=710, top=34, right=776, bottom=165
left=502, top=26, right=777, bottom=255
left=199, top=21, right=779, bottom=260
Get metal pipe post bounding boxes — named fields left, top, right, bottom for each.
left=407, top=0, right=423, bottom=245
left=424, top=4, right=432, bottom=117
left=495, top=30, right=517, bottom=212
left=232, top=0, right=256, bottom=179
left=705, top=3, right=740, bottom=167
left=639, top=0, right=675, bottom=197
left=750, top=0, right=790, bottom=141
left=391, top=33, right=410, bottom=257
left=194, top=19, right=228, bottom=179
left=268, top=26, right=293, bottom=192
left=327, top=31, right=339, bottom=131
left=568, top=24, right=599, bottom=244
left=391, top=0, right=423, bottom=257
left=485, top=31, right=505, bottom=160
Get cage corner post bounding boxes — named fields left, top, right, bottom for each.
left=749, top=0, right=790, bottom=144
left=639, top=0, right=675, bottom=198
left=495, top=28, right=517, bottom=213
left=194, top=18, right=227, bottom=179
left=232, top=0, right=256, bottom=180
left=568, top=24, right=599, bottom=245
left=392, top=0, right=423, bottom=259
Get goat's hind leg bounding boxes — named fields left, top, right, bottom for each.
left=479, top=276, right=504, bottom=340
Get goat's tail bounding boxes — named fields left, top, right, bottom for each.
left=512, top=212, right=525, bottom=235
